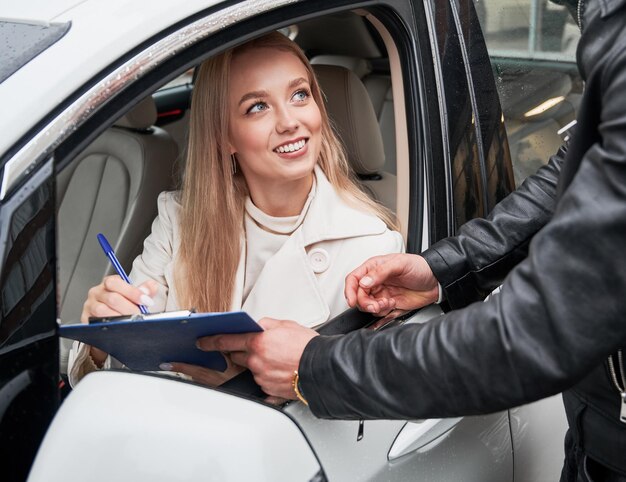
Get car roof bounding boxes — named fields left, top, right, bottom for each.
left=0, top=0, right=224, bottom=158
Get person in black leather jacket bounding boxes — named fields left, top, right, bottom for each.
left=198, top=0, right=626, bottom=479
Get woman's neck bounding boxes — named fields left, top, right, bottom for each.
left=247, top=173, right=314, bottom=217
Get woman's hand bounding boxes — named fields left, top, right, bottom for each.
left=81, top=275, right=158, bottom=366
left=344, top=253, right=440, bottom=316
left=163, top=356, right=245, bottom=387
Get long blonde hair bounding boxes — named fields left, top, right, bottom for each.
left=176, top=31, right=397, bottom=312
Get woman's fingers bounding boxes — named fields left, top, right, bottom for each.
left=165, top=361, right=244, bottom=387
left=84, top=290, right=140, bottom=322
left=102, top=276, right=155, bottom=308
left=81, top=275, right=157, bottom=323
left=166, top=362, right=228, bottom=385
left=138, top=279, right=159, bottom=298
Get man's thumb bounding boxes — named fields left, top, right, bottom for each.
left=359, top=275, right=375, bottom=288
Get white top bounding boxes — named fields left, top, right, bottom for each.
left=243, top=176, right=316, bottom=302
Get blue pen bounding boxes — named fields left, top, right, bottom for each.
left=97, top=233, right=149, bottom=314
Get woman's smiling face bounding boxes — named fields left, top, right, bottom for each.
left=228, top=46, right=322, bottom=201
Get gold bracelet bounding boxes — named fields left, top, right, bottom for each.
left=292, top=370, right=309, bottom=405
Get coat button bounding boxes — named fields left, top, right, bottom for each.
left=309, top=248, right=330, bottom=273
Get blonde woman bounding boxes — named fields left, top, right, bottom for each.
left=68, top=32, right=403, bottom=386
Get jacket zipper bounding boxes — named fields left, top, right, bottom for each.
left=577, top=0, right=585, bottom=31
left=607, top=349, right=626, bottom=424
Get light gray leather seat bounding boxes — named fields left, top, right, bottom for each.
left=362, top=74, right=396, bottom=175
left=313, top=64, right=397, bottom=212
left=311, top=55, right=397, bottom=177
left=57, top=96, right=178, bottom=373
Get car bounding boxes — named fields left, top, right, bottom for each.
left=0, top=0, right=571, bottom=481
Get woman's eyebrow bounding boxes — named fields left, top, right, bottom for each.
left=237, top=78, right=309, bottom=106
left=288, top=77, right=308, bottom=88
left=238, top=90, right=267, bottom=106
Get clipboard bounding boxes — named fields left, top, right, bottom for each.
left=59, top=310, right=262, bottom=372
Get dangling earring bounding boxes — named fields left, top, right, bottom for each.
left=230, top=154, right=237, bottom=175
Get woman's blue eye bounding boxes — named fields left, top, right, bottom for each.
left=247, top=102, right=268, bottom=114
left=292, top=89, right=309, bottom=102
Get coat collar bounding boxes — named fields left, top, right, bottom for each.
left=231, top=165, right=389, bottom=326
left=299, top=165, right=388, bottom=247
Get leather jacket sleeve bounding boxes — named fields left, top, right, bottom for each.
left=423, top=144, right=565, bottom=309
left=297, top=148, right=571, bottom=420
left=299, top=32, right=626, bottom=418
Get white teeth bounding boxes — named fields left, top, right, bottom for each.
left=276, top=139, right=306, bottom=153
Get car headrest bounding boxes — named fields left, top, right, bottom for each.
left=114, top=96, right=157, bottom=130
left=313, top=64, right=385, bottom=175
left=310, top=55, right=372, bottom=79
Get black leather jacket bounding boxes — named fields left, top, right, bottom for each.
left=300, top=0, right=626, bottom=472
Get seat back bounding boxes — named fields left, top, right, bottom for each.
left=57, top=96, right=178, bottom=372
left=311, top=55, right=397, bottom=176
left=313, top=64, right=396, bottom=212
left=362, top=74, right=396, bottom=175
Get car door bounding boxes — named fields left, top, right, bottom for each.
left=0, top=157, right=58, bottom=482
left=275, top=2, right=513, bottom=480
left=0, top=0, right=516, bottom=480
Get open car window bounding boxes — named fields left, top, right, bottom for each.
left=53, top=8, right=411, bottom=379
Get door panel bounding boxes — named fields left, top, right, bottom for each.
left=0, top=159, right=58, bottom=482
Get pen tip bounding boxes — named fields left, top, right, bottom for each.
left=97, top=233, right=112, bottom=253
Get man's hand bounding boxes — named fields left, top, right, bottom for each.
left=344, top=253, right=440, bottom=316
left=196, top=318, right=318, bottom=399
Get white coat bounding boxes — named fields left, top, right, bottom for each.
left=130, top=167, right=404, bottom=327
left=68, top=168, right=403, bottom=385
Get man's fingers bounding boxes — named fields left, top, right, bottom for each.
left=355, top=287, right=388, bottom=314
left=228, top=350, right=250, bottom=368
left=265, top=395, right=290, bottom=405
left=196, top=332, right=257, bottom=353
left=344, top=256, right=390, bottom=306
left=344, top=273, right=359, bottom=307
left=256, top=317, right=284, bottom=330
left=357, top=260, right=399, bottom=291
left=344, top=265, right=371, bottom=306
left=253, top=370, right=296, bottom=400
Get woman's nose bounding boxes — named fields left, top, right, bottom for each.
left=275, top=106, right=299, bottom=133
